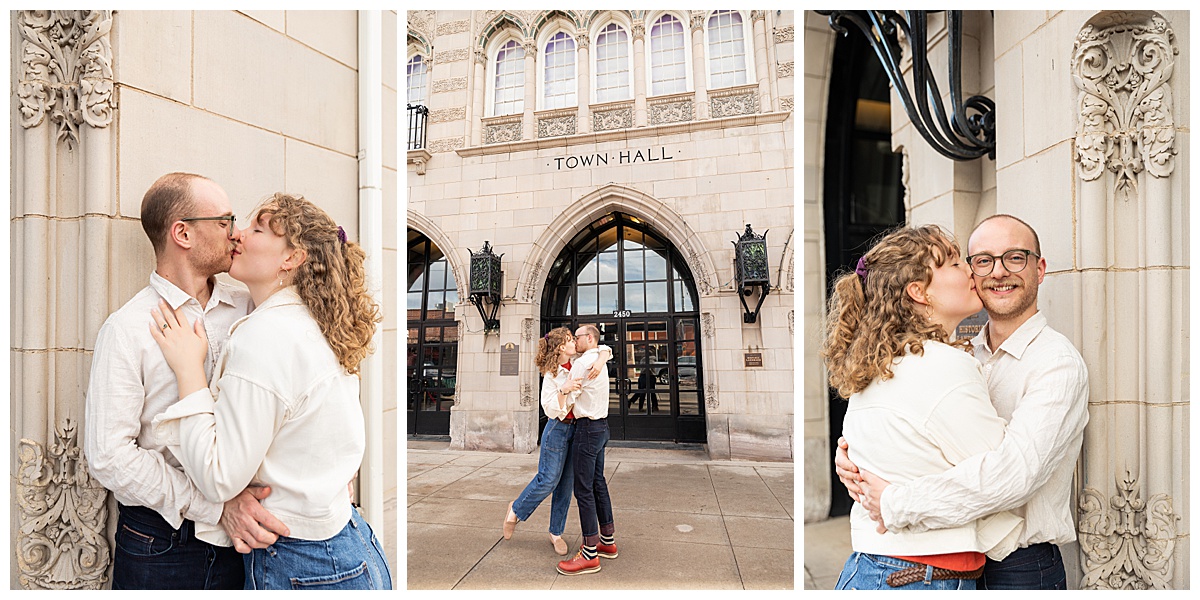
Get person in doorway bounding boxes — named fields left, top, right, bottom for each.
left=823, top=224, right=1024, bottom=589
left=556, top=324, right=619, bottom=575
left=149, top=193, right=392, bottom=589
left=502, top=327, right=610, bottom=555
left=84, top=172, right=289, bottom=589
left=837, top=214, right=1089, bottom=590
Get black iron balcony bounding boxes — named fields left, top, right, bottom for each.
left=407, top=104, right=428, bottom=151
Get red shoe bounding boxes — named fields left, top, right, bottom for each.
left=556, top=550, right=601, bottom=575
left=597, top=541, right=618, bottom=559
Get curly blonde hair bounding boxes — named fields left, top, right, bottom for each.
left=254, top=193, right=382, bottom=374
left=535, top=327, right=574, bottom=376
left=822, top=224, right=971, bottom=399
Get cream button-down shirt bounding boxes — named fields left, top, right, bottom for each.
left=153, top=287, right=363, bottom=545
left=844, top=340, right=1022, bottom=560
left=83, top=272, right=251, bottom=528
left=880, top=311, right=1090, bottom=549
left=568, top=346, right=611, bottom=420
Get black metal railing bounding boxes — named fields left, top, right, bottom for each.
left=407, top=104, right=428, bottom=150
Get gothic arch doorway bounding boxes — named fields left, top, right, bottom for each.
left=407, top=229, right=459, bottom=436
left=541, top=211, right=706, bottom=442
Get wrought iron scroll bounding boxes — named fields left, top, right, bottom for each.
left=819, top=10, right=996, bottom=161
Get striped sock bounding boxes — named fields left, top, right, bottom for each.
left=600, top=533, right=615, bottom=546
left=581, top=544, right=598, bottom=560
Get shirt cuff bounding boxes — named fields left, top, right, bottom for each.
left=150, top=388, right=216, bottom=446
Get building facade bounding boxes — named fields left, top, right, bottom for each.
left=407, top=10, right=795, bottom=460
left=804, top=10, right=1189, bottom=589
left=9, top=10, right=399, bottom=588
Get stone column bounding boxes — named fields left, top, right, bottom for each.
left=576, top=31, right=591, bottom=134
left=13, top=10, right=116, bottom=590
left=522, top=38, right=536, bottom=140
left=470, top=48, right=487, bottom=146
left=632, top=19, right=647, bottom=127
left=1071, top=11, right=1186, bottom=590
left=751, top=10, right=771, bottom=113
left=689, top=11, right=710, bottom=120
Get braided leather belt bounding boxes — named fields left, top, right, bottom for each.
left=886, top=565, right=984, bottom=587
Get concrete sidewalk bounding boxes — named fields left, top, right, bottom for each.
left=406, top=439, right=794, bottom=590
left=802, top=516, right=851, bottom=589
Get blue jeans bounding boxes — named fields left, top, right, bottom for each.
left=980, top=543, right=1067, bottom=590
left=243, top=507, right=393, bottom=590
left=512, top=418, right=576, bottom=535
left=835, top=552, right=977, bottom=590
left=112, top=503, right=244, bottom=590
left=572, top=417, right=613, bottom=538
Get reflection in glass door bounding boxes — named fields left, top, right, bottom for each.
left=541, top=212, right=705, bottom=443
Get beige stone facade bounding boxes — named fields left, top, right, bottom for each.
left=407, top=10, right=795, bottom=460
left=9, top=10, right=399, bottom=588
left=804, top=10, right=1189, bottom=589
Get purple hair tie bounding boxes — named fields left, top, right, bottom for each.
left=855, top=256, right=869, bottom=282
left=336, top=225, right=347, bottom=244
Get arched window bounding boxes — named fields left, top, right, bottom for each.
left=706, top=10, right=749, bottom=89
left=593, top=23, right=631, bottom=103
left=493, top=39, right=525, bottom=116
left=407, top=54, right=428, bottom=105
left=542, top=32, right=577, bottom=109
left=408, top=230, right=459, bottom=436
left=649, top=14, right=687, bottom=96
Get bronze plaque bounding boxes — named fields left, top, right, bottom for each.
left=500, top=342, right=519, bottom=376
left=744, top=352, right=763, bottom=368
left=955, top=308, right=989, bottom=341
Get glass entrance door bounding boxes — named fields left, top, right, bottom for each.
left=541, top=212, right=705, bottom=443
left=407, top=230, right=458, bottom=436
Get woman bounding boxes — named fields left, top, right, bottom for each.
left=503, top=327, right=610, bottom=555
left=822, top=225, right=1021, bottom=590
left=149, top=193, right=392, bottom=590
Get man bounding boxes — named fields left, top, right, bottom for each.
left=84, top=173, right=289, bottom=589
left=836, top=214, right=1090, bottom=589
left=556, top=324, right=619, bottom=575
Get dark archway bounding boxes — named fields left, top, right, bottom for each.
left=407, top=229, right=459, bottom=436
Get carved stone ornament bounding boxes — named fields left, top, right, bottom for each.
left=18, top=10, right=117, bottom=149
left=484, top=121, right=523, bottom=145
left=576, top=31, right=590, bottom=50
left=430, top=107, right=467, bottom=124
left=709, top=92, right=759, bottom=118
left=538, top=114, right=577, bottom=138
left=436, top=19, right=470, bottom=36
left=705, top=383, right=718, bottom=411
left=691, top=12, right=705, bottom=32
left=780, top=96, right=795, bottom=112
left=649, top=100, right=694, bottom=125
left=427, top=136, right=465, bottom=154
left=17, top=419, right=111, bottom=590
left=1072, top=12, right=1178, bottom=199
left=411, top=155, right=428, bottom=175
left=788, top=309, right=795, bottom=335
left=685, top=243, right=714, bottom=294
left=702, top=313, right=715, bottom=340
left=523, top=318, right=534, bottom=343
left=774, top=25, right=795, bottom=44
left=632, top=21, right=646, bottom=41
left=523, top=258, right=544, bottom=302
left=593, top=107, right=633, bottom=131
left=1078, top=469, right=1180, bottom=589
left=435, top=48, right=469, bottom=63
left=778, top=60, right=795, bottom=79
left=433, top=77, right=468, bottom=93
left=520, top=383, right=535, bottom=408
left=408, top=10, right=435, bottom=40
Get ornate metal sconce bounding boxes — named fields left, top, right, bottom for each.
left=733, top=225, right=770, bottom=323
left=818, top=10, right=996, bottom=161
left=469, top=241, right=503, bottom=331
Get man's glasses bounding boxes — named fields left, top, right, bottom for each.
left=966, top=249, right=1040, bottom=277
left=180, top=215, right=237, bottom=238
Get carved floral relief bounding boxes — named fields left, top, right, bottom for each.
left=18, top=10, right=116, bottom=148
left=1072, top=12, right=1178, bottom=199
left=1078, top=470, right=1179, bottom=589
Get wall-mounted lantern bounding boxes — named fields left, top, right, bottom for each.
left=468, top=241, right=503, bottom=332
left=733, top=224, right=770, bottom=323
